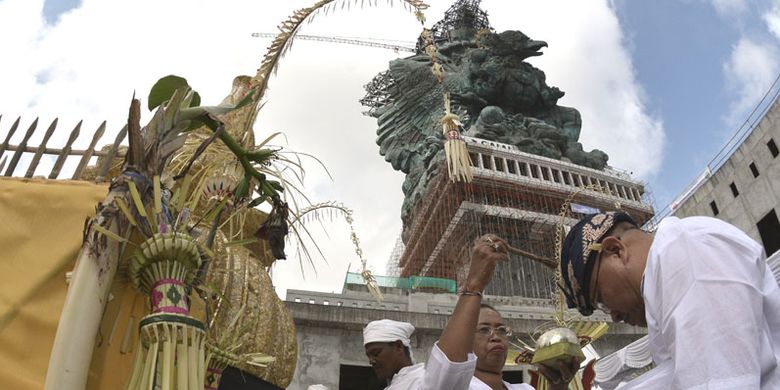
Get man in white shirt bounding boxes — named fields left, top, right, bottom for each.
left=363, top=319, right=425, bottom=389
left=421, top=234, right=578, bottom=390
left=559, top=212, right=780, bottom=389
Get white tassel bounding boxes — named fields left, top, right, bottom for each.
left=441, top=93, right=473, bottom=183
left=361, top=269, right=384, bottom=303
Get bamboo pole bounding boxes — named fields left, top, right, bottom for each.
left=44, top=202, right=123, bottom=390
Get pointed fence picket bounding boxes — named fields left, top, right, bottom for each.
left=0, top=115, right=126, bottom=181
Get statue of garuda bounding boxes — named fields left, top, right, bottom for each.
left=361, top=0, right=609, bottom=241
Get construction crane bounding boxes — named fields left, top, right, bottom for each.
left=251, top=32, right=416, bottom=53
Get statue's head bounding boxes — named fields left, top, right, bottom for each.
left=480, top=30, right=547, bottom=61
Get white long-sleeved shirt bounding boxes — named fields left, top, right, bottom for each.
left=422, top=342, right=532, bottom=390
left=384, top=362, right=425, bottom=389
left=624, top=216, right=780, bottom=389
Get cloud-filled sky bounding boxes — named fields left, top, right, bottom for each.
left=1, top=0, right=779, bottom=297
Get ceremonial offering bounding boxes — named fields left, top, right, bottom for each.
left=532, top=327, right=585, bottom=370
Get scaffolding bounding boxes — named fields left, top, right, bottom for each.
left=360, top=70, right=396, bottom=116
left=385, top=233, right=406, bottom=276
left=398, top=138, right=655, bottom=298
left=415, top=0, right=493, bottom=52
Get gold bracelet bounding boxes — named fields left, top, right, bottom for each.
left=458, top=290, right=483, bottom=297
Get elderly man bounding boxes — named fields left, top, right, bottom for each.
left=363, top=319, right=424, bottom=389
left=422, top=235, right=577, bottom=390
left=560, top=211, right=780, bottom=388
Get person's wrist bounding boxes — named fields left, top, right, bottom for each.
left=458, top=285, right=483, bottom=297
left=463, top=280, right=484, bottom=293
left=458, top=290, right=482, bottom=298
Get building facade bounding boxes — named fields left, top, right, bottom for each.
left=285, top=279, right=645, bottom=390
left=672, top=97, right=780, bottom=257
left=284, top=136, right=655, bottom=389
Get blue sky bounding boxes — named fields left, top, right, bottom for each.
left=42, top=0, right=79, bottom=24
left=615, top=0, right=780, bottom=211
left=31, top=1, right=780, bottom=207
left=5, top=0, right=780, bottom=293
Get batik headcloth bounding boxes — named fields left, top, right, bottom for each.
left=559, top=211, right=638, bottom=316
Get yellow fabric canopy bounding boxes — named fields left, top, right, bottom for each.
left=0, top=177, right=108, bottom=390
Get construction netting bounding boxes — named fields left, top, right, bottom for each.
left=344, top=272, right=457, bottom=293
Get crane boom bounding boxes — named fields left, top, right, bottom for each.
left=251, top=32, right=416, bottom=53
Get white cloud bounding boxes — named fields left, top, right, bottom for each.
left=723, top=37, right=779, bottom=123
left=765, top=0, right=780, bottom=41
left=485, top=0, right=665, bottom=179
left=709, top=0, right=748, bottom=19
left=0, top=0, right=662, bottom=297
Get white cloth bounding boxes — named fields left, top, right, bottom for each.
left=421, top=342, right=531, bottom=390
left=363, top=319, right=415, bottom=349
left=468, top=377, right=532, bottom=390
left=624, top=216, right=780, bottom=389
left=386, top=362, right=425, bottom=390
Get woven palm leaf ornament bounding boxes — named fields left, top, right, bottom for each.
left=202, top=164, right=242, bottom=206
left=88, top=1, right=433, bottom=388
left=113, top=176, right=209, bottom=390
left=88, top=81, right=281, bottom=389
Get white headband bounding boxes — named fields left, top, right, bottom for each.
left=363, top=319, right=415, bottom=349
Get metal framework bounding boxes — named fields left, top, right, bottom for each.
left=398, top=139, right=655, bottom=298
left=415, top=0, right=492, bottom=52
left=359, top=70, right=397, bottom=115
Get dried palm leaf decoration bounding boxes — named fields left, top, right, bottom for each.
left=441, top=93, right=473, bottom=182
left=116, top=176, right=208, bottom=390
left=54, top=1, right=431, bottom=389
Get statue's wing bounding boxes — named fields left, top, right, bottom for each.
left=363, top=56, right=454, bottom=174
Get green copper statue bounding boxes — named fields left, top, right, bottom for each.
left=361, top=0, right=608, bottom=240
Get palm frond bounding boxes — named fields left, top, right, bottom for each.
left=288, top=201, right=351, bottom=227
left=275, top=150, right=334, bottom=181
left=246, top=0, right=429, bottom=135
